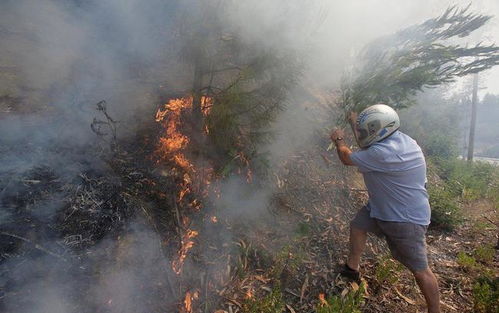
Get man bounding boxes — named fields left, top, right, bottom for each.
left=330, top=104, right=440, bottom=313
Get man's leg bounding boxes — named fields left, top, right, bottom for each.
left=347, top=207, right=382, bottom=272
left=413, top=267, right=440, bottom=313
left=347, top=226, right=367, bottom=271
left=378, top=221, right=440, bottom=313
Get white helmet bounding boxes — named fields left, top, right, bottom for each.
left=355, top=104, right=400, bottom=148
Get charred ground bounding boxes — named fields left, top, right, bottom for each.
left=1, top=101, right=497, bottom=313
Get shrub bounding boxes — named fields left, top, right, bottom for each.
left=423, top=133, right=458, bottom=159
left=471, top=221, right=494, bottom=233
left=456, top=251, right=476, bottom=271
left=374, top=255, right=403, bottom=285
left=473, top=276, right=499, bottom=313
left=435, top=159, right=498, bottom=201
left=316, top=282, right=366, bottom=313
left=295, top=221, right=311, bottom=237
left=243, top=286, right=285, bottom=313
left=474, top=245, right=495, bottom=264
left=428, top=186, right=462, bottom=231
left=271, top=244, right=305, bottom=281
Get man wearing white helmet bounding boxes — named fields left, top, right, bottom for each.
left=331, top=104, right=440, bottom=313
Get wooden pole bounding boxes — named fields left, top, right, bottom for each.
left=467, top=73, right=479, bottom=162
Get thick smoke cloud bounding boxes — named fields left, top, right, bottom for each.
left=1, top=1, right=498, bottom=312
left=2, top=224, right=172, bottom=313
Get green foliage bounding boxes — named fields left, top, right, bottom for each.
left=271, top=244, right=305, bottom=280
left=235, top=240, right=272, bottom=278
left=243, top=286, right=285, bottom=313
left=205, top=50, right=301, bottom=176
left=339, top=6, right=499, bottom=114
left=474, top=245, right=495, bottom=264
left=428, top=158, right=499, bottom=231
left=178, top=1, right=303, bottom=177
left=472, top=276, right=499, bottom=313
left=456, top=251, right=477, bottom=270
left=422, top=133, right=459, bottom=159
left=400, top=87, right=461, bottom=159
left=295, top=221, right=311, bottom=237
left=316, top=283, right=366, bottom=313
left=428, top=186, right=462, bottom=231
left=435, top=158, right=499, bottom=201
left=472, top=221, right=495, bottom=233
left=374, top=255, right=404, bottom=285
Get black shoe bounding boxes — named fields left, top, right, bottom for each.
left=339, top=264, right=360, bottom=281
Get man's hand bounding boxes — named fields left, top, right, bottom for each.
left=330, top=128, right=354, bottom=166
left=330, top=128, right=345, bottom=142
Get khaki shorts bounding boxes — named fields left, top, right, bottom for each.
left=351, top=206, right=429, bottom=272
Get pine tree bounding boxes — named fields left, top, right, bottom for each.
left=340, top=5, right=499, bottom=115
left=177, top=1, right=302, bottom=175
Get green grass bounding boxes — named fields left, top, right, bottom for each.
left=316, top=282, right=366, bottom=313
left=474, top=245, right=495, bottom=264
left=472, top=221, right=495, bottom=233
left=243, top=286, right=285, bottom=313
left=374, top=255, right=403, bottom=285
left=428, top=158, right=499, bottom=231
left=472, top=276, right=499, bottom=313
left=435, top=158, right=499, bottom=202
left=270, top=244, right=305, bottom=281
left=456, top=251, right=477, bottom=271
left=295, top=221, right=311, bottom=237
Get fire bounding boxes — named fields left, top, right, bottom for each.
left=155, top=96, right=213, bottom=182
left=184, top=292, right=192, bottom=313
left=155, top=97, right=192, bottom=171
left=200, top=96, right=212, bottom=116
left=172, top=229, right=199, bottom=275
left=318, top=293, right=327, bottom=305
left=155, top=96, right=214, bottom=275
left=245, top=288, right=253, bottom=299
left=183, top=290, right=199, bottom=313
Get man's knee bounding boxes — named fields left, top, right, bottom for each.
left=350, top=225, right=367, bottom=237
left=412, top=267, right=435, bottom=281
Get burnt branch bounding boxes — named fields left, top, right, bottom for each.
left=91, top=100, right=118, bottom=148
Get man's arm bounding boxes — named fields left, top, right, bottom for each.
left=330, top=129, right=355, bottom=166
left=347, top=111, right=359, bottom=144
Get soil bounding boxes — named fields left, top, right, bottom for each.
left=1, top=127, right=497, bottom=313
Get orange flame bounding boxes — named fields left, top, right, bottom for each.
left=184, top=292, right=192, bottom=313
left=155, top=96, right=214, bottom=275
left=319, top=293, right=327, bottom=305
left=172, top=229, right=199, bottom=275
left=245, top=288, right=253, bottom=299
left=155, top=96, right=212, bottom=183
left=183, top=290, right=199, bottom=313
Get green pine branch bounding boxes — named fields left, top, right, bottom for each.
left=340, top=5, right=499, bottom=114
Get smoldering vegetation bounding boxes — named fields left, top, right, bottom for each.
left=1, top=1, right=181, bottom=312
left=1, top=0, right=499, bottom=312
left=0, top=1, right=321, bottom=311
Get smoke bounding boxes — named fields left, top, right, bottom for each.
left=2, top=222, right=173, bottom=313
left=1, top=1, right=181, bottom=312
left=1, top=0, right=498, bottom=312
